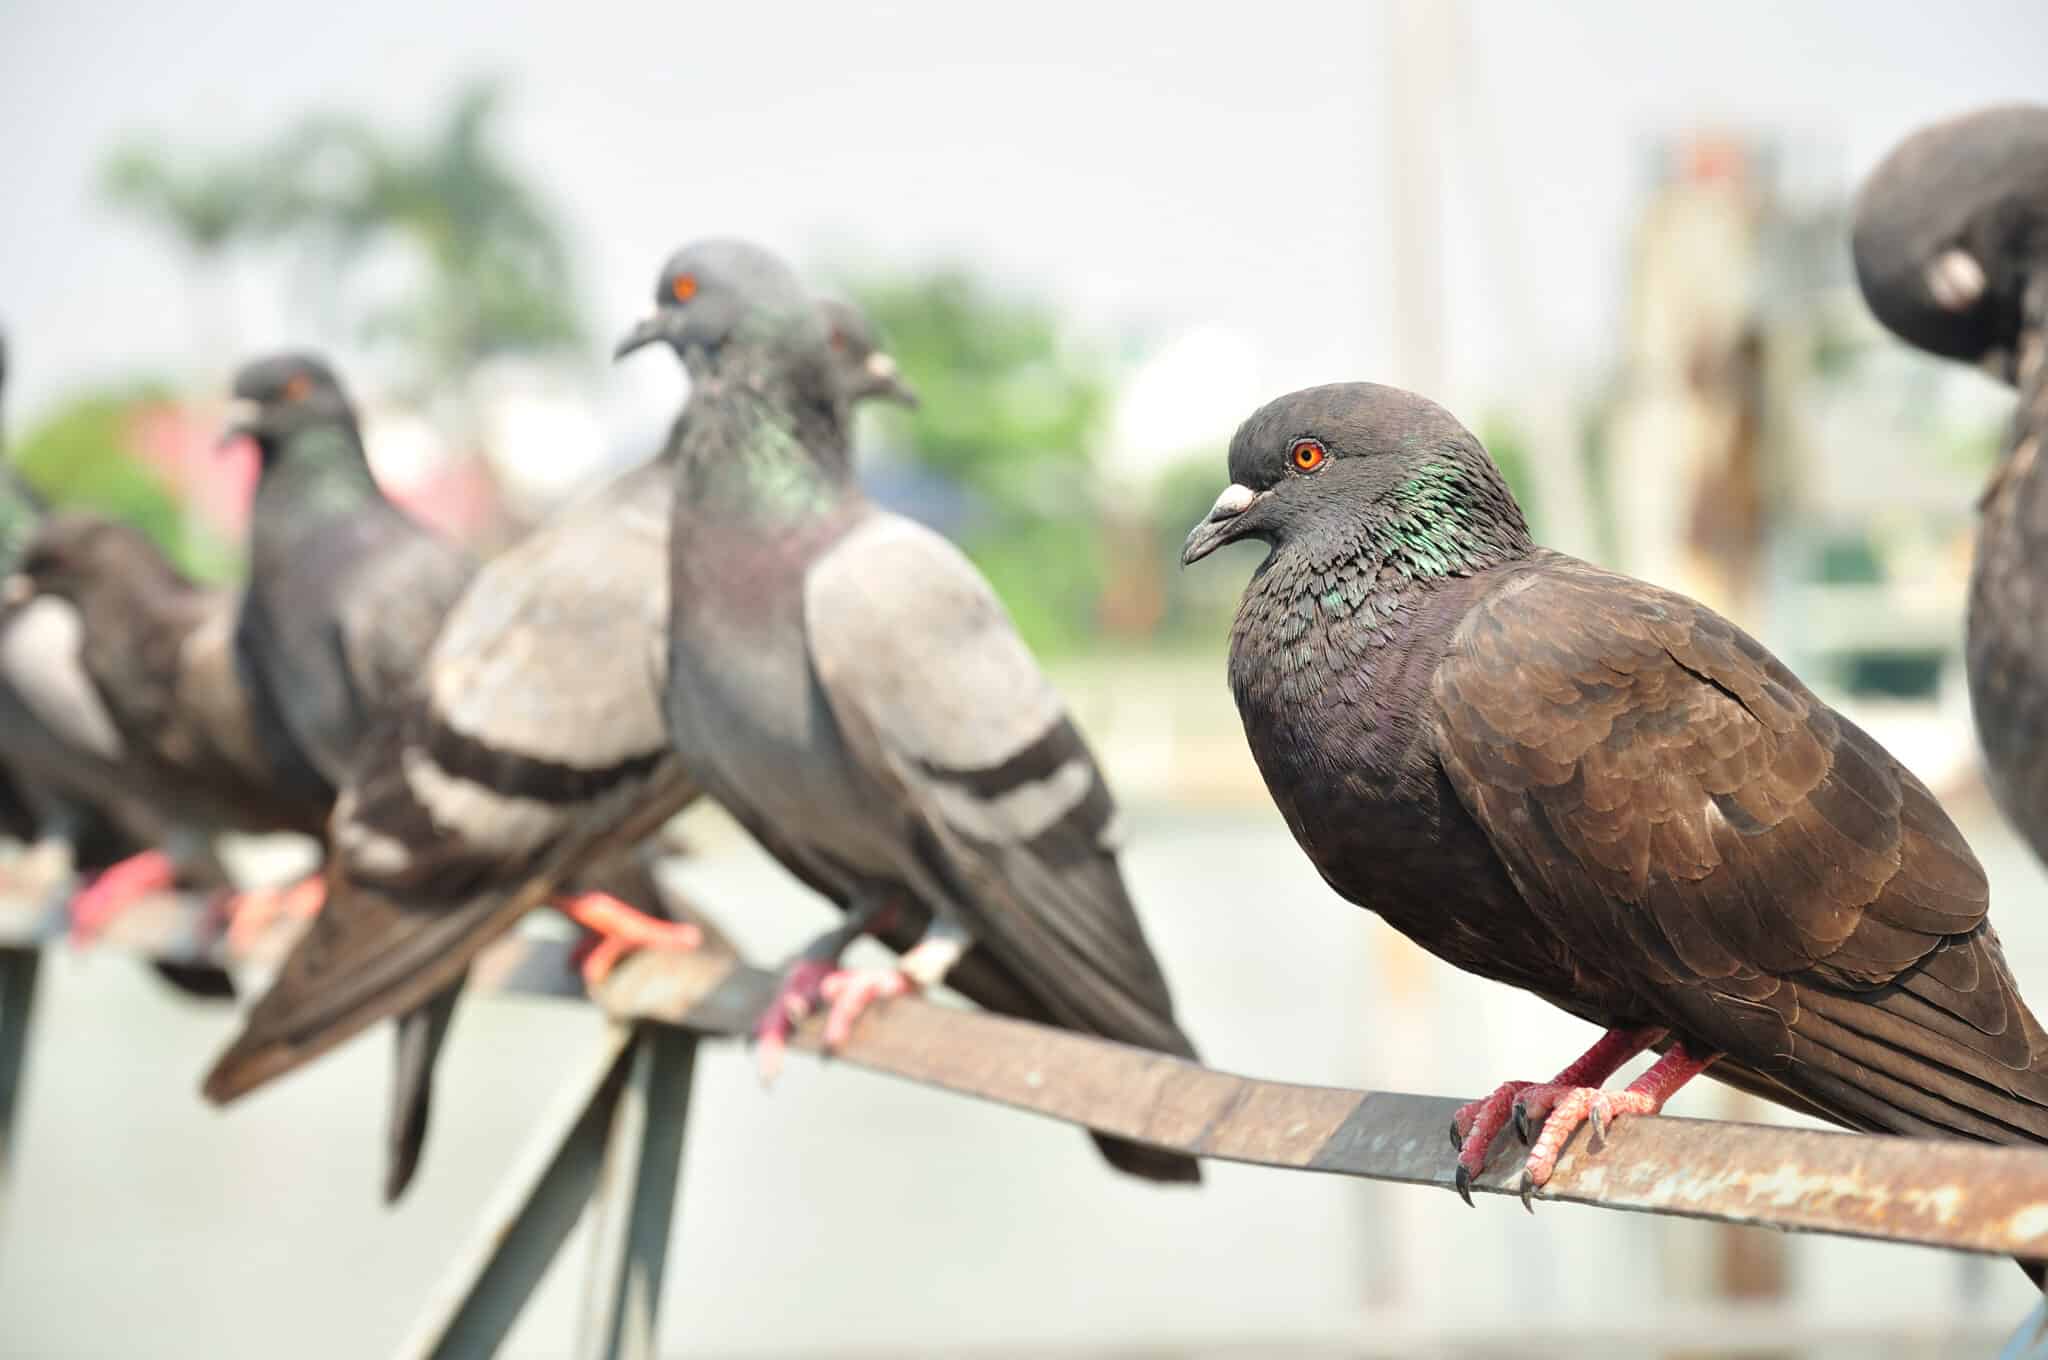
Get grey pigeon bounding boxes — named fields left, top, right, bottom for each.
left=1184, top=382, right=2048, bottom=1215
left=635, top=239, right=1200, bottom=1183
left=1854, top=106, right=2048, bottom=882
left=203, top=300, right=916, bottom=1199
left=225, top=354, right=476, bottom=799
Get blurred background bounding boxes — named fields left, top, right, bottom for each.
left=2, top=1, right=2046, bottom=1355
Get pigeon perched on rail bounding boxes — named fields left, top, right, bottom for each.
left=202, top=299, right=917, bottom=1199
left=65, top=354, right=475, bottom=938
left=8, top=515, right=332, bottom=852
left=632, top=238, right=1200, bottom=1183
left=0, top=337, right=236, bottom=994
left=1183, top=382, right=2048, bottom=1206
left=1853, top=105, right=2048, bottom=879
left=227, top=353, right=477, bottom=792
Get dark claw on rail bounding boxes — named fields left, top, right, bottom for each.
left=1454, top=1164, right=1474, bottom=1208
left=1588, top=1104, right=1608, bottom=1150
left=1448, top=1119, right=1464, bottom=1152
left=1518, top=1171, right=1538, bottom=1214
left=1512, top=1102, right=1533, bottom=1145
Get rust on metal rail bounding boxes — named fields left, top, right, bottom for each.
left=10, top=882, right=2048, bottom=1260
left=595, top=947, right=2048, bottom=1259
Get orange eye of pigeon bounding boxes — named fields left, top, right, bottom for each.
left=1290, top=438, right=1327, bottom=473
left=283, top=374, right=313, bottom=403
left=672, top=274, right=698, bottom=304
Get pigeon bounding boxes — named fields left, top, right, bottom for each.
left=1183, top=382, right=2048, bottom=1208
left=0, top=337, right=234, bottom=995
left=201, top=300, right=917, bottom=1200
left=7, top=514, right=332, bottom=853
left=1853, top=106, right=2048, bottom=881
left=634, top=238, right=1200, bottom=1183
left=226, top=353, right=477, bottom=794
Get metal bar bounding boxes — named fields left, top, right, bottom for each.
left=596, top=949, right=2048, bottom=1262
left=396, top=1023, right=637, bottom=1360
left=573, top=1025, right=699, bottom=1360
left=17, top=886, right=2048, bottom=1262
left=0, top=945, right=39, bottom=1209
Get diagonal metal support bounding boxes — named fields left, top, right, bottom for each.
left=0, top=945, right=41, bottom=1217
left=398, top=1023, right=637, bottom=1360
left=574, top=1025, right=699, bottom=1360
left=2003, top=1296, right=2048, bottom=1360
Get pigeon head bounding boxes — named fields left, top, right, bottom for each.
left=818, top=298, right=919, bottom=408
left=5, top=513, right=177, bottom=610
left=1182, top=383, right=1533, bottom=572
left=612, top=239, right=825, bottom=380
left=222, top=353, right=358, bottom=461
left=1853, top=104, right=2048, bottom=381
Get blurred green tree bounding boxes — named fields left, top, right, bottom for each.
left=100, top=139, right=296, bottom=357
left=10, top=386, right=235, bottom=581
left=282, top=79, right=584, bottom=390
left=847, top=266, right=1115, bottom=653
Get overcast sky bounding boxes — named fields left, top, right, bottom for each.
left=3, top=0, right=2044, bottom=446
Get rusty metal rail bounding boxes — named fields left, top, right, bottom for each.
left=8, top=880, right=2048, bottom=1260
left=7, top=878, right=2048, bottom=1356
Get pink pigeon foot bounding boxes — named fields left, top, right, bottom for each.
left=752, top=958, right=843, bottom=1084
left=817, top=966, right=917, bottom=1050
left=1448, top=1025, right=1665, bottom=1206
left=1511, top=1042, right=1718, bottom=1208
left=69, top=850, right=178, bottom=943
left=556, top=891, right=701, bottom=988
left=225, top=873, right=328, bottom=953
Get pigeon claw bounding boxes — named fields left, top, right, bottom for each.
left=1447, top=1118, right=1464, bottom=1152
left=817, top=966, right=916, bottom=1050
left=224, top=872, right=327, bottom=953
left=555, top=891, right=702, bottom=989
left=750, top=957, right=841, bottom=1085
left=1454, top=1164, right=1474, bottom=1208
left=68, top=850, right=178, bottom=944
left=1518, top=1171, right=1538, bottom=1214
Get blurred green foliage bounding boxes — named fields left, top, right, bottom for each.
left=282, top=80, right=584, bottom=387
left=11, top=387, right=235, bottom=582
left=102, top=78, right=582, bottom=392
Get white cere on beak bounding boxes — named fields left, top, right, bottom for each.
left=221, top=397, right=262, bottom=430
left=1207, top=483, right=1258, bottom=521
left=865, top=352, right=900, bottom=381
left=1927, top=248, right=1987, bottom=312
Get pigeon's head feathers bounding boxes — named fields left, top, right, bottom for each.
left=7, top=513, right=179, bottom=609
left=1182, top=382, right=1530, bottom=571
left=612, top=239, right=823, bottom=377
left=222, top=352, right=357, bottom=458
left=1853, top=104, right=2048, bottom=378
left=818, top=298, right=918, bottom=409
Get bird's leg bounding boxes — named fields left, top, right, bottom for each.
left=816, top=917, right=972, bottom=1052
left=554, top=890, right=702, bottom=989
left=68, top=849, right=179, bottom=943
left=1449, top=1026, right=1663, bottom=1206
left=223, top=872, right=328, bottom=952
left=753, top=898, right=899, bottom=1084
left=1513, top=1040, right=1719, bottom=1208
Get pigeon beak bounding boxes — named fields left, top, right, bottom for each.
left=866, top=352, right=920, bottom=409
left=1, top=573, right=33, bottom=608
left=1181, top=483, right=1262, bottom=566
left=218, top=397, right=262, bottom=451
left=613, top=310, right=670, bottom=362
